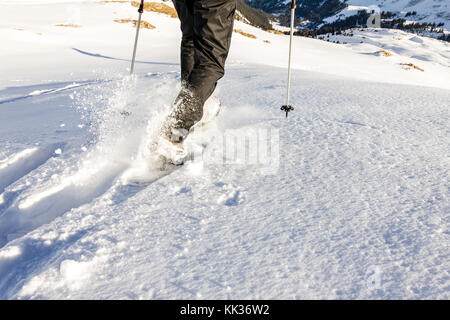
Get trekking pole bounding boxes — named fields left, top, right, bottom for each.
left=281, top=0, right=296, bottom=118
left=130, top=0, right=144, bottom=75
left=120, top=0, right=144, bottom=116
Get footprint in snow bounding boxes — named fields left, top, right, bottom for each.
left=217, top=186, right=244, bottom=206
left=171, top=186, right=191, bottom=195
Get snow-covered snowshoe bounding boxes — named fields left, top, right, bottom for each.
left=189, top=96, right=221, bottom=134
left=121, top=96, right=221, bottom=185
left=152, top=95, right=221, bottom=167
left=152, top=136, right=187, bottom=167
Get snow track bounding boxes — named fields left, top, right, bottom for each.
left=0, top=143, right=65, bottom=194
left=0, top=72, right=181, bottom=251
left=0, top=159, right=126, bottom=248
left=0, top=82, right=94, bottom=106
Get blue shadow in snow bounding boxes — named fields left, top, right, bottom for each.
left=0, top=80, right=99, bottom=105
left=72, top=48, right=179, bottom=66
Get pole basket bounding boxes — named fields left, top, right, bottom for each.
left=281, top=105, right=294, bottom=118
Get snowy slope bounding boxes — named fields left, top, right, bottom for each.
left=327, top=0, right=450, bottom=30
left=321, top=28, right=450, bottom=69
left=1, top=0, right=449, bottom=90
left=247, top=0, right=450, bottom=30
left=0, top=1, right=449, bottom=299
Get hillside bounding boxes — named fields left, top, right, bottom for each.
left=236, top=0, right=274, bottom=30
left=342, top=0, right=450, bottom=29
left=245, top=0, right=450, bottom=33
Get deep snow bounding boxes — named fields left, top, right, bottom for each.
left=0, top=0, right=449, bottom=299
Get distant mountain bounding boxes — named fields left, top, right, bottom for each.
left=243, top=0, right=289, bottom=15
left=328, top=0, right=450, bottom=30
left=244, top=0, right=450, bottom=30
left=244, top=0, right=346, bottom=25
left=235, top=0, right=274, bottom=30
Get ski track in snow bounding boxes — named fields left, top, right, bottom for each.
left=0, top=72, right=178, bottom=249
left=0, top=142, right=67, bottom=214
left=0, top=82, right=88, bottom=105
left=0, top=64, right=448, bottom=299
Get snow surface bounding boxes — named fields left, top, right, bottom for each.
left=0, top=0, right=449, bottom=299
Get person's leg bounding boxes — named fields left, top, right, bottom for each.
left=163, top=0, right=236, bottom=142
left=190, top=0, right=236, bottom=104
left=173, top=0, right=195, bottom=83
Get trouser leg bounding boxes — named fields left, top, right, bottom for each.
left=164, top=0, right=236, bottom=141
left=172, top=0, right=195, bottom=83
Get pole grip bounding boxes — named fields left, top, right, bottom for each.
left=291, top=0, right=296, bottom=9
left=138, top=0, right=144, bottom=13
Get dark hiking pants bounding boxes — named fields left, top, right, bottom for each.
left=163, top=0, right=236, bottom=141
